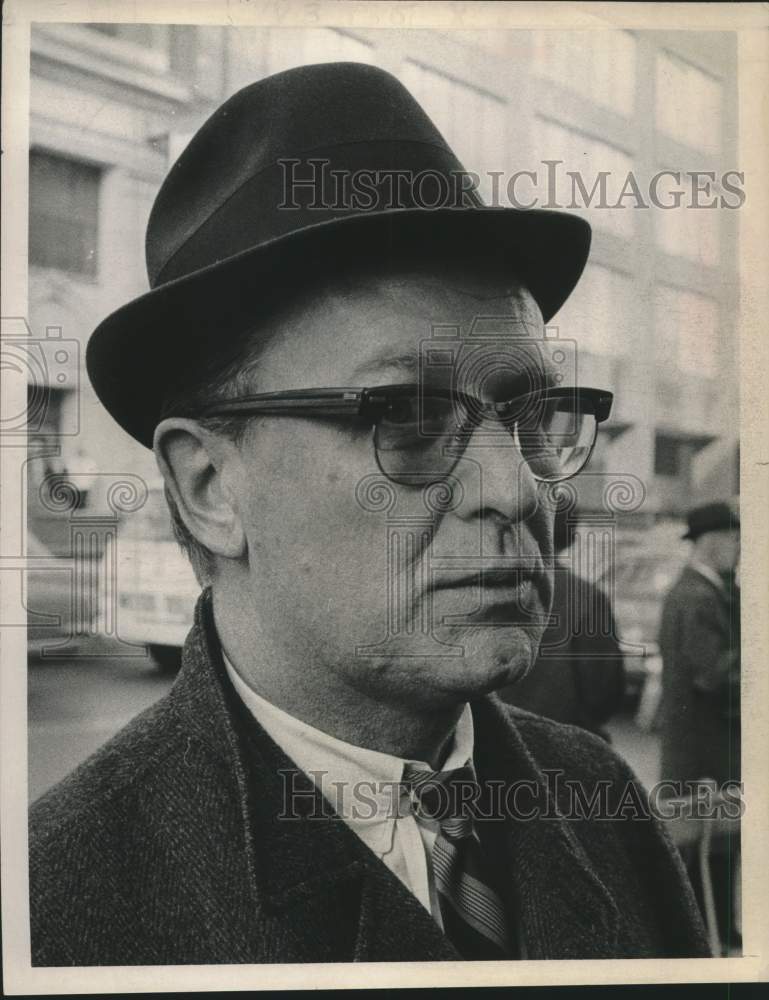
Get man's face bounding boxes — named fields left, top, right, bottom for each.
left=711, top=528, right=740, bottom=573
left=227, top=267, right=556, bottom=712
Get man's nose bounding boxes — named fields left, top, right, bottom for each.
left=449, top=417, right=539, bottom=526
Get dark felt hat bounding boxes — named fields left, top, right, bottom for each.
left=682, top=501, right=740, bottom=540
left=86, top=61, right=592, bottom=448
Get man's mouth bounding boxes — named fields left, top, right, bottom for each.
left=429, top=565, right=547, bottom=622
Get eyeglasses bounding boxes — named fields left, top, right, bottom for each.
left=196, top=384, right=613, bottom=486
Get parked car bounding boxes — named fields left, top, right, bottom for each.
left=26, top=532, right=101, bottom=659
left=598, top=528, right=688, bottom=727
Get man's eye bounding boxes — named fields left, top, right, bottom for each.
left=421, top=395, right=452, bottom=427
left=384, top=395, right=419, bottom=425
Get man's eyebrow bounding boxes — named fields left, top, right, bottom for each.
left=348, top=351, right=420, bottom=381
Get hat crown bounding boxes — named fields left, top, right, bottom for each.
left=87, top=60, right=592, bottom=449
left=146, top=62, right=462, bottom=286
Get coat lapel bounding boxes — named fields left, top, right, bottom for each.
left=472, top=696, right=620, bottom=959
left=237, top=716, right=461, bottom=962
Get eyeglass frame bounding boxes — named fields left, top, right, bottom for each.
left=190, top=383, right=614, bottom=485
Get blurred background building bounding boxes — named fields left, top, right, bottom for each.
left=24, top=20, right=741, bottom=800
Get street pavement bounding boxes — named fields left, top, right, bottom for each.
left=28, top=642, right=174, bottom=803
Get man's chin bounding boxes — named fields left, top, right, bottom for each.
left=347, top=623, right=542, bottom=707
left=428, top=625, right=539, bottom=698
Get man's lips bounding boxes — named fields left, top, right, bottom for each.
left=429, top=566, right=546, bottom=609
left=430, top=565, right=543, bottom=592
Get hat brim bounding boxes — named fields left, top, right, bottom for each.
left=87, top=206, right=591, bottom=448
left=682, top=521, right=740, bottom=541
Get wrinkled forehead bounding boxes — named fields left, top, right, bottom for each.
left=256, top=264, right=553, bottom=395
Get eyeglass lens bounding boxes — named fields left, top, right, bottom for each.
left=373, top=390, right=598, bottom=485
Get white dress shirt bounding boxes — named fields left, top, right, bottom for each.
left=222, top=652, right=474, bottom=926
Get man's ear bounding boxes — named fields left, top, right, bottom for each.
left=154, top=418, right=246, bottom=562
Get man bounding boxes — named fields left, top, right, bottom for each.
left=659, top=500, right=741, bottom=791
left=29, top=62, right=709, bottom=965
left=658, top=500, right=741, bottom=950
left=498, top=506, right=626, bottom=739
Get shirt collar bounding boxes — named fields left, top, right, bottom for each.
left=689, top=558, right=725, bottom=592
left=222, top=650, right=474, bottom=854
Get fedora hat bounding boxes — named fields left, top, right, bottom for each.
left=86, top=61, right=592, bottom=448
left=682, top=500, right=740, bottom=540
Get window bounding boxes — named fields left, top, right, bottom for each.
left=75, top=23, right=171, bottom=72
left=654, top=169, right=719, bottom=265
left=654, top=434, right=682, bottom=476
left=654, top=285, right=719, bottom=378
left=656, top=52, right=722, bottom=154
left=533, top=30, right=637, bottom=116
left=29, top=151, right=101, bottom=277
left=266, top=28, right=376, bottom=77
left=532, top=118, right=635, bottom=238
left=401, top=61, right=507, bottom=199
left=26, top=385, right=65, bottom=437
left=550, top=263, right=633, bottom=358
left=89, top=24, right=151, bottom=45
left=87, top=23, right=169, bottom=52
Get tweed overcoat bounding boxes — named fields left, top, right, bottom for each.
left=659, top=565, right=741, bottom=789
left=30, top=591, right=709, bottom=966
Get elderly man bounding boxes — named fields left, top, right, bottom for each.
left=29, top=62, right=709, bottom=965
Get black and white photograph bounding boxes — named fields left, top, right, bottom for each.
left=1, top=0, right=767, bottom=992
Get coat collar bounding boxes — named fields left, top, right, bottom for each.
left=170, top=589, right=619, bottom=961
left=471, top=696, right=620, bottom=959
left=685, top=560, right=727, bottom=595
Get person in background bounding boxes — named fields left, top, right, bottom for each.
left=659, top=500, right=741, bottom=791
left=498, top=506, right=626, bottom=740
left=658, top=499, right=741, bottom=949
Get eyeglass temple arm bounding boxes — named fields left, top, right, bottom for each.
left=198, top=388, right=367, bottom=417
left=576, top=388, right=613, bottom=422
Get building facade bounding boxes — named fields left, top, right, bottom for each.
left=27, top=21, right=740, bottom=554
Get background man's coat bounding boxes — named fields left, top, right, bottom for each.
left=659, top=565, right=741, bottom=789
left=498, top=565, right=626, bottom=739
left=30, top=592, right=709, bottom=965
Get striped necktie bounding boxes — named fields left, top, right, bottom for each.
left=403, top=761, right=512, bottom=960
